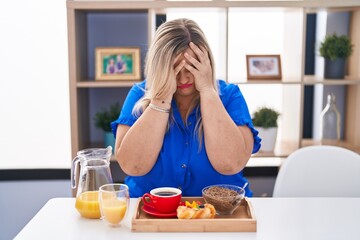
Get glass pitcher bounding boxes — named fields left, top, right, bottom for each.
left=71, top=146, right=113, bottom=219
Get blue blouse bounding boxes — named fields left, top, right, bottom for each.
left=111, top=80, right=261, bottom=197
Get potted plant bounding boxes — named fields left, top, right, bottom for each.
left=319, top=33, right=353, bottom=79
left=94, top=103, right=121, bottom=152
left=252, top=107, right=280, bottom=152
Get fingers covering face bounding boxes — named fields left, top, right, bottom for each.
left=173, top=42, right=210, bottom=76
left=189, top=42, right=208, bottom=63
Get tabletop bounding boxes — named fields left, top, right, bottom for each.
left=15, top=197, right=360, bottom=240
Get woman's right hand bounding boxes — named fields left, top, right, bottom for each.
left=156, top=53, right=185, bottom=103
left=169, top=53, right=186, bottom=96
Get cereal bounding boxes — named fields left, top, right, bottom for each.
left=202, top=185, right=244, bottom=215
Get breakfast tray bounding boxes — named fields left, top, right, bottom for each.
left=131, top=197, right=256, bottom=232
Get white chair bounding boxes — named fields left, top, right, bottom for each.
left=273, top=145, right=360, bottom=197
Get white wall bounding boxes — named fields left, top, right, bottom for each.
left=0, top=0, right=71, bottom=169
left=166, top=8, right=227, bottom=80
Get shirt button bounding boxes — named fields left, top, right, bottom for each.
left=178, top=186, right=182, bottom=190
left=188, top=122, right=192, bottom=125
left=181, top=164, right=187, bottom=168
left=185, top=142, right=189, bottom=145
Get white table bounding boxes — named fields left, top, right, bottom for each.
left=15, top=197, right=360, bottom=240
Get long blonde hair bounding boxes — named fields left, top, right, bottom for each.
left=134, top=18, right=218, bottom=144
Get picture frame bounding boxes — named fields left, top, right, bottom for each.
left=95, top=47, right=141, bottom=81
left=246, top=55, right=282, bottom=80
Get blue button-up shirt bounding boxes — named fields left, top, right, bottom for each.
left=111, top=80, right=261, bottom=197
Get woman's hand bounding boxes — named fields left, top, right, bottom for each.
left=164, top=53, right=186, bottom=99
left=184, top=42, right=213, bottom=93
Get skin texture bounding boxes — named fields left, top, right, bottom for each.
left=115, top=42, right=253, bottom=176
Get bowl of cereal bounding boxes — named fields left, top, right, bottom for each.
left=202, top=184, right=245, bottom=215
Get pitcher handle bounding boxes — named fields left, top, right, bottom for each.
left=71, top=156, right=82, bottom=189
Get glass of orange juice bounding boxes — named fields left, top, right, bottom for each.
left=99, top=183, right=129, bottom=227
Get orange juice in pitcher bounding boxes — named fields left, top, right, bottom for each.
left=75, top=191, right=100, bottom=219
left=71, top=147, right=113, bottom=219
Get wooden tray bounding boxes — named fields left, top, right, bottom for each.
left=131, top=197, right=257, bottom=232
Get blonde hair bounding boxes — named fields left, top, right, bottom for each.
left=133, top=18, right=218, bottom=145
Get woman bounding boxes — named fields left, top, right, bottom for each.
left=111, top=18, right=261, bottom=197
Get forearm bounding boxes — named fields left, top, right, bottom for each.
left=200, top=89, right=251, bottom=175
left=116, top=100, right=170, bottom=176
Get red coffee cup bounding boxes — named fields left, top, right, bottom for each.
left=142, top=187, right=182, bottom=213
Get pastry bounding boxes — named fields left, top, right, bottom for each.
left=177, top=201, right=216, bottom=219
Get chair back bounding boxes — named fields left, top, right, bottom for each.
left=273, top=145, right=360, bottom=197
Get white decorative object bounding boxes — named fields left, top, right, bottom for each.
left=320, top=93, right=341, bottom=140
left=257, top=127, right=278, bottom=152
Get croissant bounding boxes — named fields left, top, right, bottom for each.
left=177, top=203, right=216, bottom=219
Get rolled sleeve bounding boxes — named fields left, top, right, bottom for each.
left=111, top=81, right=145, bottom=138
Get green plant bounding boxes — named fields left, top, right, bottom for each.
left=319, top=33, right=353, bottom=60
left=94, top=103, right=121, bottom=132
left=252, top=107, right=280, bottom=129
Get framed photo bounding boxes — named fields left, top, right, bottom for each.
left=95, top=47, right=141, bottom=81
left=246, top=55, right=282, bottom=80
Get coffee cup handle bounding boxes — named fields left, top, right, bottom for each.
left=142, top=193, right=155, bottom=209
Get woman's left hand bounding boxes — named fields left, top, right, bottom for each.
left=184, top=42, right=213, bottom=93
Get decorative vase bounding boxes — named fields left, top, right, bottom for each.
left=104, top=131, right=115, bottom=154
left=324, top=58, right=345, bottom=79
left=320, top=93, right=341, bottom=141
left=257, top=127, right=278, bottom=152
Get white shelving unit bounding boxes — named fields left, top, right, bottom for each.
left=66, top=0, right=360, bottom=161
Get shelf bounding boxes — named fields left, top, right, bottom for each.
left=303, top=75, right=360, bottom=85
left=76, top=77, right=360, bottom=88
left=234, top=80, right=302, bottom=85
left=67, top=0, right=360, bottom=10
left=233, top=76, right=360, bottom=85
left=246, top=157, right=284, bottom=167
left=77, top=80, right=140, bottom=88
left=252, top=140, right=300, bottom=158
left=251, top=139, right=360, bottom=159
left=302, top=139, right=360, bottom=154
